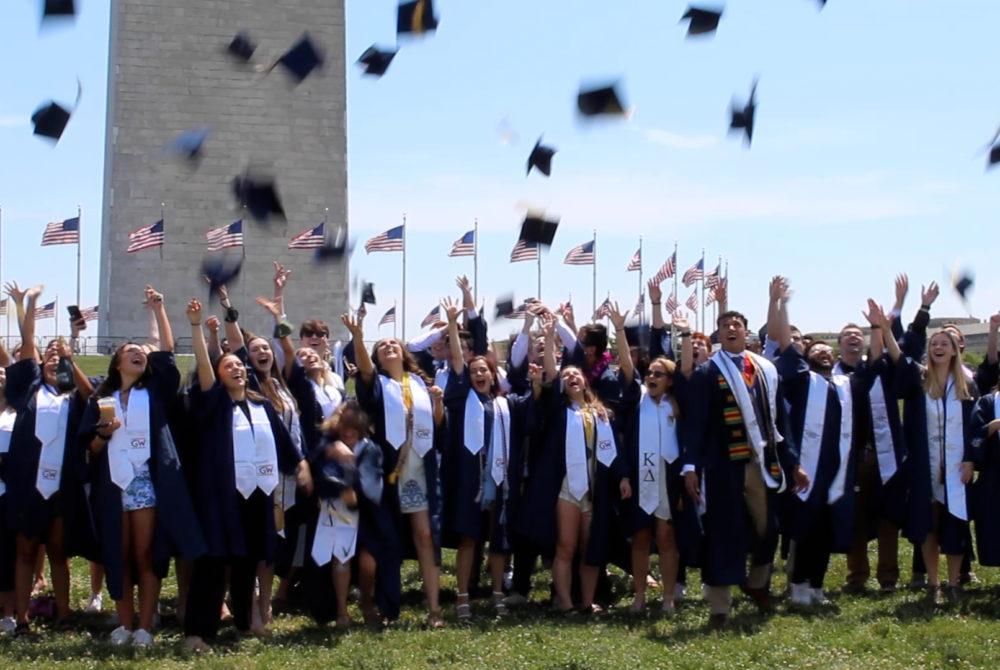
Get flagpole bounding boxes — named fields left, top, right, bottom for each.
left=76, top=205, right=82, bottom=309
left=714, top=254, right=721, bottom=328
left=401, top=213, right=407, bottom=341
left=699, top=248, right=705, bottom=334
left=637, top=236, right=643, bottom=326
left=536, top=248, right=541, bottom=300
left=393, top=300, right=397, bottom=339
left=0, top=204, right=5, bottom=347
left=671, top=241, right=678, bottom=354
left=55, top=295, right=60, bottom=341
left=473, top=218, right=479, bottom=305
left=591, top=229, right=597, bottom=319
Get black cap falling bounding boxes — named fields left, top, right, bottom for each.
left=494, top=294, right=516, bottom=320
left=168, top=127, right=210, bottom=163
left=314, top=223, right=354, bottom=261
left=32, top=102, right=72, bottom=141
left=397, top=0, right=438, bottom=36
left=227, top=32, right=257, bottom=63
left=952, top=270, right=974, bottom=301
left=527, top=138, right=556, bottom=177
left=518, top=214, right=559, bottom=248
left=42, top=0, right=75, bottom=19
left=729, top=77, right=758, bottom=146
left=232, top=173, right=285, bottom=222
left=357, top=46, right=397, bottom=77
left=272, top=34, right=325, bottom=83
left=202, top=254, right=244, bottom=297
left=577, top=83, right=627, bottom=118
left=361, top=282, right=377, bottom=306
left=680, top=6, right=723, bottom=37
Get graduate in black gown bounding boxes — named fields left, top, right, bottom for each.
left=440, top=298, right=538, bottom=620
left=970, top=353, right=1000, bottom=567
left=181, top=298, right=312, bottom=652
left=341, top=311, right=446, bottom=627
left=79, top=285, right=204, bottom=647
left=0, top=341, right=18, bottom=631
left=4, top=284, right=95, bottom=635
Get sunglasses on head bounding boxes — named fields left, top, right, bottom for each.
left=302, top=330, right=329, bottom=338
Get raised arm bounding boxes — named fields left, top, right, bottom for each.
left=648, top=278, right=664, bottom=330
left=204, top=316, right=222, bottom=362
left=215, top=284, right=244, bottom=353
left=17, top=284, right=44, bottom=362
left=257, top=296, right=296, bottom=378
left=187, top=298, right=215, bottom=392
left=673, top=311, right=694, bottom=378
left=768, top=276, right=792, bottom=351
left=0, top=338, right=10, bottom=369
left=60, top=338, right=93, bottom=399
left=341, top=312, right=372, bottom=385
left=443, top=297, right=464, bottom=375
left=608, top=302, right=633, bottom=385
left=3, top=282, right=27, bottom=334
left=145, top=285, right=174, bottom=353
left=987, top=313, right=1000, bottom=366
left=541, top=313, right=558, bottom=383
left=557, top=301, right=577, bottom=339
left=865, top=299, right=899, bottom=363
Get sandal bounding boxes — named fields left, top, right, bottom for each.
left=426, top=608, right=445, bottom=629
left=455, top=593, right=472, bottom=621
left=492, top=591, right=508, bottom=616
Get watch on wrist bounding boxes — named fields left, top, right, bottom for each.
left=224, top=306, right=239, bottom=323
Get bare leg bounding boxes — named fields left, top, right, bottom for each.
left=655, top=520, right=679, bottom=611
left=577, top=511, right=597, bottom=609
left=921, top=535, right=940, bottom=587
left=357, top=550, right=378, bottom=623
left=553, top=501, right=581, bottom=611
left=175, top=559, right=192, bottom=627
left=630, top=528, right=652, bottom=609
left=15, top=534, right=41, bottom=625
left=255, top=562, right=274, bottom=628
left=455, top=536, right=475, bottom=617
left=45, top=517, right=71, bottom=623
left=946, top=554, right=963, bottom=587
left=333, top=561, right=351, bottom=626
left=129, top=509, right=158, bottom=632
left=408, top=510, right=440, bottom=614
left=115, top=511, right=135, bottom=631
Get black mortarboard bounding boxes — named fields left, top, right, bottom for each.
left=361, top=282, right=376, bottom=305
left=32, top=102, right=71, bottom=141
left=990, top=145, right=1000, bottom=168
left=42, top=0, right=75, bottom=19
left=202, top=255, right=243, bottom=297
left=952, top=270, right=974, bottom=301
left=729, top=78, right=758, bottom=146
left=681, top=6, right=723, bottom=37
left=314, top=223, right=353, bottom=261
left=577, top=83, right=627, bottom=118
left=357, top=46, right=397, bottom=77
left=494, top=294, right=516, bottom=320
left=168, top=127, right=210, bottom=163
left=272, top=34, right=325, bottom=83
left=232, top=173, right=285, bottom=222
left=518, top=215, right=559, bottom=247
left=227, top=32, right=257, bottom=63
left=527, top=137, right=556, bottom=177
left=623, top=323, right=651, bottom=350
left=397, top=0, right=438, bottom=36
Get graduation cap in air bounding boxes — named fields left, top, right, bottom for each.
left=951, top=268, right=974, bottom=302
left=397, top=0, right=438, bottom=36
left=577, top=83, right=628, bottom=118
left=527, top=138, right=556, bottom=177
left=314, top=223, right=354, bottom=261
left=494, top=294, right=516, bottom=320
left=202, top=254, right=243, bottom=297
left=518, top=214, right=559, bottom=248
left=729, top=77, right=758, bottom=146
left=623, top=323, right=651, bottom=350
left=357, top=46, right=397, bottom=77
left=680, top=6, right=723, bottom=37
left=227, top=32, right=257, bottom=63
left=270, top=33, right=325, bottom=83
left=32, top=80, right=82, bottom=143
left=232, top=172, right=285, bottom=222
left=42, top=0, right=75, bottom=19
left=361, top=281, right=377, bottom=306
left=983, top=125, right=1000, bottom=169
left=166, top=127, right=210, bottom=164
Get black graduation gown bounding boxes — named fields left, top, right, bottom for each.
left=683, top=357, right=799, bottom=586
left=354, top=371, right=444, bottom=620
left=78, top=352, right=206, bottom=600
left=775, top=348, right=855, bottom=553
left=441, top=368, right=532, bottom=551
left=514, top=384, right=626, bottom=567
left=971, top=393, right=1000, bottom=565
left=186, top=382, right=302, bottom=562
left=894, top=357, right=975, bottom=554
left=284, top=361, right=333, bottom=456
left=4, top=359, right=94, bottom=557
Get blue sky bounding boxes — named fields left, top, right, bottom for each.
left=1, top=0, right=998, bottom=339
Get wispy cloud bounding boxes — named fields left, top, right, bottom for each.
left=636, top=126, right=720, bottom=150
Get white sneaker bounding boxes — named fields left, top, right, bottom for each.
left=503, top=570, right=514, bottom=592
left=0, top=616, right=15, bottom=634
left=674, top=583, right=687, bottom=603
left=131, top=629, right=154, bottom=648
left=789, top=582, right=812, bottom=606
left=110, top=625, right=132, bottom=646
left=85, top=593, right=103, bottom=613
left=811, top=588, right=830, bottom=606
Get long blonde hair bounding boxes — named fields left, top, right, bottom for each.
left=923, top=329, right=972, bottom=401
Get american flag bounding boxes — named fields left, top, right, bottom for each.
left=81, top=306, right=99, bottom=322
left=288, top=222, right=326, bottom=250
left=379, top=306, right=396, bottom=326
left=0, top=299, right=6, bottom=316
left=34, top=301, right=56, bottom=320
left=126, top=219, right=164, bottom=253
left=665, top=292, right=680, bottom=314
left=41, top=217, right=80, bottom=246
left=420, top=305, right=441, bottom=328
left=627, top=248, right=641, bottom=272
left=652, top=252, right=677, bottom=284
left=564, top=240, right=595, bottom=266
left=707, top=277, right=727, bottom=305
left=682, top=258, right=704, bottom=287
left=206, top=220, right=244, bottom=251
left=705, top=263, right=721, bottom=289
left=685, top=290, right=699, bottom=312
left=364, top=225, right=404, bottom=253
left=510, top=239, right=539, bottom=263
left=448, top=230, right=475, bottom=257
left=592, top=297, right=611, bottom=321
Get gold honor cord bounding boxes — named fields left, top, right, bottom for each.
left=412, top=0, right=425, bottom=34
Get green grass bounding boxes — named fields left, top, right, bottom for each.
left=5, top=546, right=1000, bottom=669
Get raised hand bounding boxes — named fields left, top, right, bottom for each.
left=769, top=275, right=791, bottom=304
left=863, top=299, right=887, bottom=328
left=255, top=296, right=281, bottom=319
left=144, top=284, right=164, bottom=307
left=273, top=261, right=291, bottom=296
left=340, top=312, right=363, bottom=338
left=204, top=315, right=220, bottom=335
left=672, top=311, right=690, bottom=332
left=186, top=298, right=203, bottom=325
left=441, top=296, right=461, bottom=324
left=428, top=385, right=444, bottom=402
left=990, top=312, right=1000, bottom=332
left=456, top=275, right=474, bottom=310
left=3, top=281, right=26, bottom=305
left=647, top=278, right=662, bottom=304
left=527, top=362, right=543, bottom=385
left=893, top=273, right=908, bottom=311
left=921, top=281, right=940, bottom=307
left=607, top=301, right=628, bottom=331
left=25, top=284, right=44, bottom=303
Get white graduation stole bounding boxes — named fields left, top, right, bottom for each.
left=565, top=406, right=617, bottom=500
left=868, top=377, right=898, bottom=484
left=34, top=385, right=70, bottom=499
left=380, top=374, right=434, bottom=457
left=309, top=378, right=341, bottom=421
left=0, top=408, right=16, bottom=497
left=797, top=373, right=829, bottom=502
left=463, top=390, right=512, bottom=485
left=107, top=388, right=152, bottom=491
left=232, top=401, right=280, bottom=499
left=827, top=375, right=854, bottom=503
left=926, top=378, right=967, bottom=520
left=637, top=389, right=678, bottom=515
left=310, top=497, right=360, bottom=566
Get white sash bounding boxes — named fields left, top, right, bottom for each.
left=490, top=397, right=511, bottom=486
left=797, top=373, right=829, bottom=502
left=34, top=385, right=70, bottom=499
left=107, top=388, right=152, bottom=491
left=380, top=374, right=434, bottom=457
left=310, top=497, right=360, bottom=566
left=0, top=408, right=16, bottom=497
left=869, top=377, right=898, bottom=484
left=711, top=351, right=783, bottom=489
left=232, top=402, right=280, bottom=499
left=310, top=378, right=341, bottom=422
left=638, top=388, right=678, bottom=515
left=926, top=378, right=967, bottom=520
left=827, top=375, right=853, bottom=503
left=565, top=407, right=617, bottom=500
